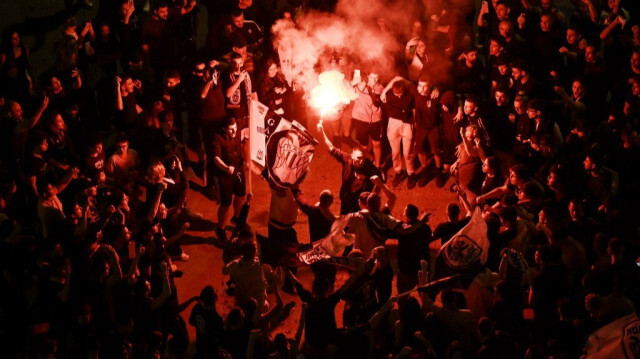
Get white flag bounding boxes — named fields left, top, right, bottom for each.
left=585, top=313, right=639, bottom=359
left=249, top=99, right=268, bottom=167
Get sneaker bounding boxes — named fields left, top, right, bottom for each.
left=215, top=227, right=228, bottom=244
left=407, top=173, right=418, bottom=190
left=391, top=171, right=407, bottom=187
left=417, top=171, right=430, bottom=187
left=435, top=171, right=447, bottom=188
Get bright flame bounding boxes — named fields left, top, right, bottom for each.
left=309, top=70, right=357, bottom=119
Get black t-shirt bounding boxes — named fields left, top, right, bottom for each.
left=121, top=92, right=139, bottom=126
left=201, top=80, right=227, bottom=124
left=296, top=284, right=341, bottom=347
left=189, top=303, right=224, bottom=354
left=83, top=152, right=105, bottom=181
left=223, top=71, right=251, bottom=121
left=413, top=88, right=441, bottom=130
left=234, top=20, right=263, bottom=46
left=397, top=222, right=432, bottom=273
left=485, top=104, right=516, bottom=151
left=212, top=131, right=244, bottom=173
left=433, top=218, right=471, bottom=245
left=294, top=190, right=334, bottom=242
left=383, top=90, right=414, bottom=122
left=329, top=147, right=380, bottom=212
left=142, top=17, right=170, bottom=55
left=25, top=153, right=49, bottom=178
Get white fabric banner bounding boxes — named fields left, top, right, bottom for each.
left=585, top=313, right=639, bottom=359
left=249, top=99, right=269, bottom=167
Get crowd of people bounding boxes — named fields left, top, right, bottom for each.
left=1, top=0, right=640, bottom=358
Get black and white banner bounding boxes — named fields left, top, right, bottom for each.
left=249, top=99, right=318, bottom=188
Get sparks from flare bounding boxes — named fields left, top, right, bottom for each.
left=309, top=70, right=357, bottom=120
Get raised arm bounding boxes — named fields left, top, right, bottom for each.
left=115, top=77, right=124, bottom=111
left=291, top=303, right=308, bottom=358
left=29, top=95, right=49, bottom=129
left=226, top=71, right=249, bottom=99
left=371, top=175, right=396, bottom=212
left=317, top=122, right=335, bottom=151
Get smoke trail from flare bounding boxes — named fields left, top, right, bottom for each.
left=272, top=8, right=401, bottom=116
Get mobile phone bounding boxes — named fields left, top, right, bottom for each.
left=523, top=308, right=535, bottom=320
left=128, top=241, right=136, bottom=259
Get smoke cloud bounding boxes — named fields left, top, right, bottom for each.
left=271, top=0, right=475, bottom=113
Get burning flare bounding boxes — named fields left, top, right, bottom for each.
left=309, top=70, right=357, bottom=119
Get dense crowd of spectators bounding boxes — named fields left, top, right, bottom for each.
left=1, top=0, right=640, bottom=358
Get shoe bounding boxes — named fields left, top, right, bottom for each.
left=435, top=171, right=447, bottom=188
left=417, top=171, right=429, bottom=187
left=215, top=227, right=228, bottom=244
left=407, top=173, right=417, bottom=190
left=391, top=171, right=407, bottom=187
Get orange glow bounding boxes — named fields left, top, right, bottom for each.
left=309, top=70, right=357, bottom=118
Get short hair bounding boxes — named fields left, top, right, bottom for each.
left=367, top=193, right=382, bottom=213
left=465, top=94, right=479, bottom=105
left=239, top=239, right=257, bottom=259
left=319, top=190, right=333, bottom=207
left=405, top=203, right=419, bottom=221
left=115, top=132, right=129, bottom=144
left=418, top=74, right=431, bottom=83
left=446, top=203, right=460, bottom=220
left=567, top=24, right=582, bottom=35
left=495, top=83, right=510, bottom=95
left=527, top=98, right=545, bottom=112
left=498, top=206, right=518, bottom=225
left=462, top=44, right=478, bottom=54
left=153, top=0, right=168, bottom=10
left=222, top=116, right=237, bottom=128
left=200, top=285, right=217, bottom=306
left=392, top=81, right=405, bottom=92
left=231, top=9, right=244, bottom=18
left=514, top=95, right=528, bottom=105
left=230, top=52, right=243, bottom=62
left=164, top=69, right=180, bottom=80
